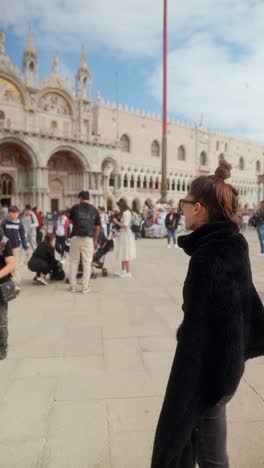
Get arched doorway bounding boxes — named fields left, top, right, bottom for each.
left=0, top=142, right=34, bottom=207
left=48, top=150, right=85, bottom=211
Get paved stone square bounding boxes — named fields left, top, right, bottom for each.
left=0, top=230, right=263, bottom=468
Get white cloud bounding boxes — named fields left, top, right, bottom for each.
left=148, top=32, right=264, bottom=141
left=1, top=0, right=264, bottom=139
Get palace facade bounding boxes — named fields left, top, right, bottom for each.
left=0, top=30, right=263, bottom=213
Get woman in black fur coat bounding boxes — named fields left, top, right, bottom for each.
left=151, top=160, right=264, bottom=468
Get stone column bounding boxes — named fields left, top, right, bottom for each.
left=83, top=170, right=90, bottom=190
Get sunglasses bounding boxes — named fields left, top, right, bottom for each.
left=179, top=199, right=206, bottom=211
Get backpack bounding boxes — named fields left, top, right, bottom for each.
left=50, top=261, right=65, bottom=281
left=131, top=212, right=141, bottom=233
left=74, top=205, right=92, bottom=236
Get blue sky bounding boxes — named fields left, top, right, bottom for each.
left=1, top=0, right=264, bottom=141
left=4, top=27, right=159, bottom=114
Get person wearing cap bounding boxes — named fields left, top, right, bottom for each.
left=68, top=191, right=101, bottom=293
left=0, top=227, right=15, bottom=359
left=1, top=206, right=30, bottom=293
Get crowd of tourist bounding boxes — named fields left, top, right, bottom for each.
left=0, top=195, right=263, bottom=295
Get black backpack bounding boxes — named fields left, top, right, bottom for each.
left=50, top=261, right=65, bottom=281
left=74, top=204, right=91, bottom=236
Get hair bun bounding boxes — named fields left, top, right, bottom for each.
left=215, top=160, right=232, bottom=181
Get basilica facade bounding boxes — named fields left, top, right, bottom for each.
left=0, top=30, right=263, bottom=213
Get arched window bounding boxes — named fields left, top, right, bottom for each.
left=219, top=153, right=224, bottom=161
left=2, top=181, right=7, bottom=195
left=239, top=157, right=244, bottom=170
left=177, top=181, right=181, bottom=191
left=167, top=179, right=170, bottom=190
left=0, top=111, right=5, bottom=120
left=137, top=176, right=141, bottom=188
left=130, top=175, right=135, bottom=188
left=0, top=174, right=13, bottom=195
left=109, top=175, right=115, bottom=187
left=172, top=180, right=175, bottom=191
left=200, top=151, right=207, bottom=166
left=123, top=174, right=128, bottom=188
left=155, top=178, right=159, bottom=190
left=182, top=181, right=186, bottom=192
left=149, top=177, right=153, bottom=189
left=143, top=176, right=147, bottom=189
left=256, top=160, right=261, bottom=172
left=120, top=134, right=130, bottom=153
left=178, top=145, right=186, bottom=161
left=151, top=140, right=160, bottom=157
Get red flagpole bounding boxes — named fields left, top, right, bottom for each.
left=161, top=0, right=168, bottom=203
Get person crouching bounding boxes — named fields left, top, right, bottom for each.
left=28, top=233, right=56, bottom=285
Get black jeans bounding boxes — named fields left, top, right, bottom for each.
left=0, top=302, right=8, bottom=357
left=195, top=395, right=232, bottom=468
left=55, top=236, right=66, bottom=257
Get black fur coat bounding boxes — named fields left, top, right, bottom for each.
left=151, top=221, right=264, bottom=468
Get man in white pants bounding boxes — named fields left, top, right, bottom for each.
left=69, top=191, right=100, bottom=293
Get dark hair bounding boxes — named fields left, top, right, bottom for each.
left=8, top=205, right=19, bottom=213
left=78, top=190, right=90, bottom=200
left=117, top=198, right=130, bottom=213
left=189, top=160, right=240, bottom=227
left=25, top=204, right=32, bottom=210
left=43, top=233, right=55, bottom=245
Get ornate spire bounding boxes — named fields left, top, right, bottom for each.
left=76, top=47, right=91, bottom=98
left=25, top=28, right=36, bottom=55
left=0, top=30, right=5, bottom=55
left=52, top=53, right=59, bottom=74
left=22, top=28, right=38, bottom=86
left=80, top=46, right=89, bottom=71
left=0, top=30, right=20, bottom=76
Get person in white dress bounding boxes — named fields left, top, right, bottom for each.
left=113, top=199, right=136, bottom=278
